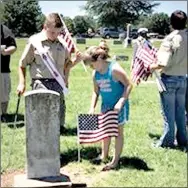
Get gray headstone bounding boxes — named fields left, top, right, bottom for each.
left=113, top=55, right=129, bottom=61
left=24, top=89, right=61, bottom=179
left=113, top=40, right=122, bottom=45
left=76, top=38, right=86, bottom=44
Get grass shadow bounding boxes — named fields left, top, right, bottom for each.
left=60, top=127, right=77, bottom=136
left=119, top=156, right=154, bottom=171
left=7, top=122, right=25, bottom=129
left=60, top=146, right=101, bottom=167
left=1, top=113, right=24, bottom=123
left=148, top=133, right=161, bottom=140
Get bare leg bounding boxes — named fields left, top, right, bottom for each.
left=101, top=137, right=111, bottom=160
left=102, top=126, right=124, bottom=170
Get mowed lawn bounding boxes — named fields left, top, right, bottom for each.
left=1, top=38, right=187, bottom=187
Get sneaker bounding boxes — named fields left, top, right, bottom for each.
left=152, top=141, right=175, bottom=149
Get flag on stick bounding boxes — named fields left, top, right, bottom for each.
left=58, top=17, right=75, bottom=54
left=78, top=111, right=119, bottom=144
left=58, top=14, right=87, bottom=72
left=131, top=42, right=166, bottom=92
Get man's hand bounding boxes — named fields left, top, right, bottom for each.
left=17, top=83, right=25, bottom=95
left=1, top=49, right=8, bottom=56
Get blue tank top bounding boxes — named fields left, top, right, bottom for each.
left=94, top=61, right=125, bottom=110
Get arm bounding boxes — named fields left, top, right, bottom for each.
left=64, top=50, right=83, bottom=87
left=1, top=46, right=17, bottom=56
left=1, top=36, right=17, bottom=56
left=150, top=38, right=173, bottom=72
left=17, top=67, right=26, bottom=94
left=89, top=71, right=99, bottom=114
left=17, top=41, right=34, bottom=94
left=112, top=64, right=133, bottom=112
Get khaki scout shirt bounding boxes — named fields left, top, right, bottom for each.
left=157, top=29, right=187, bottom=76
left=19, top=30, right=70, bottom=79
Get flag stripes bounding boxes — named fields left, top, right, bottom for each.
left=58, top=15, right=76, bottom=53
left=131, top=42, right=158, bottom=85
left=78, top=111, right=119, bottom=144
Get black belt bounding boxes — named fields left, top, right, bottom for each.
left=161, top=73, right=186, bottom=78
left=32, top=78, right=56, bottom=82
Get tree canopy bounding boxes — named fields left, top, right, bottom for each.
left=84, top=0, right=159, bottom=28
left=1, top=0, right=44, bottom=36
left=139, top=13, right=170, bottom=35
left=73, top=15, right=96, bottom=34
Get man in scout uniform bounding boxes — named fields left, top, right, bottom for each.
left=17, top=13, right=82, bottom=130
left=150, top=10, right=187, bottom=150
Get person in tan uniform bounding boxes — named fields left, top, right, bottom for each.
left=17, top=13, right=81, bottom=130
left=150, top=10, right=187, bottom=150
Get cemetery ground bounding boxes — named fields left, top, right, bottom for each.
left=1, top=38, right=187, bottom=187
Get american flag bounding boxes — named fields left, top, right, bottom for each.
left=58, top=15, right=76, bottom=53
left=78, top=111, right=119, bottom=144
left=131, top=42, right=158, bottom=85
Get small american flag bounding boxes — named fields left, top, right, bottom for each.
left=78, top=111, right=119, bottom=144
left=131, top=42, right=158, bottom=85
left=58, top=14, right=75, bottom=53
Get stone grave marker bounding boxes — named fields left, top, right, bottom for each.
left=76, top=38, right=86, bottom=44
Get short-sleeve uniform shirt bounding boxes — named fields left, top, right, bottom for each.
left=19, top=31, right=70, bottom=79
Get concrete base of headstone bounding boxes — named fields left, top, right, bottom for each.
left=76, top=38, right=86, bottom=44
left=113, top=55, right=129, bottom=61
left=13, top=174, right=72, bottom=187
left=113, top=40, right=122, bottom=45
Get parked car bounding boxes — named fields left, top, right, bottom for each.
left=101, top=28, right=120, bottom=39
left=119, top=29, right=138, bottom=40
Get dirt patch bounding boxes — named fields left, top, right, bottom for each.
left=1, top=169, right=25, bottom=187
left=1, top=165, right=108, bottom=187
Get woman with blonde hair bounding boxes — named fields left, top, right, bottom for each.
left=83, top=46, right=133, bottom=170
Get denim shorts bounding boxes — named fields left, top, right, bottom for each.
left=101, top=100, right=129, bottom=126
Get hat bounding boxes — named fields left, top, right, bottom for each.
left=138, top=28, right=148, bottom=33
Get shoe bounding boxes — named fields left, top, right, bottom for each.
left=177, top=145, right=188, bottom=153
left=151, top=142, right=162, bottom=148
left=152, top=141, right=175, bottom=149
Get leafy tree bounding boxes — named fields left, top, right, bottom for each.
left=63, top=16, right=75, bottom=34
left=0, top=2, right=5, bottom=21
left=139, top=13, right=170, bottom=35
left=1, top=0, right=44, bottom=36
left=73, top=15, right=96, bottom=34
left=84, top=0, right=159, bottom=28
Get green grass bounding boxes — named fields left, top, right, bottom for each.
left=1, top=38, right=187, bottom=187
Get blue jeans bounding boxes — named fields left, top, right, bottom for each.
left=158, top=74, right=187, bottom=147
left=185, top=76, right=188, bottom=124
